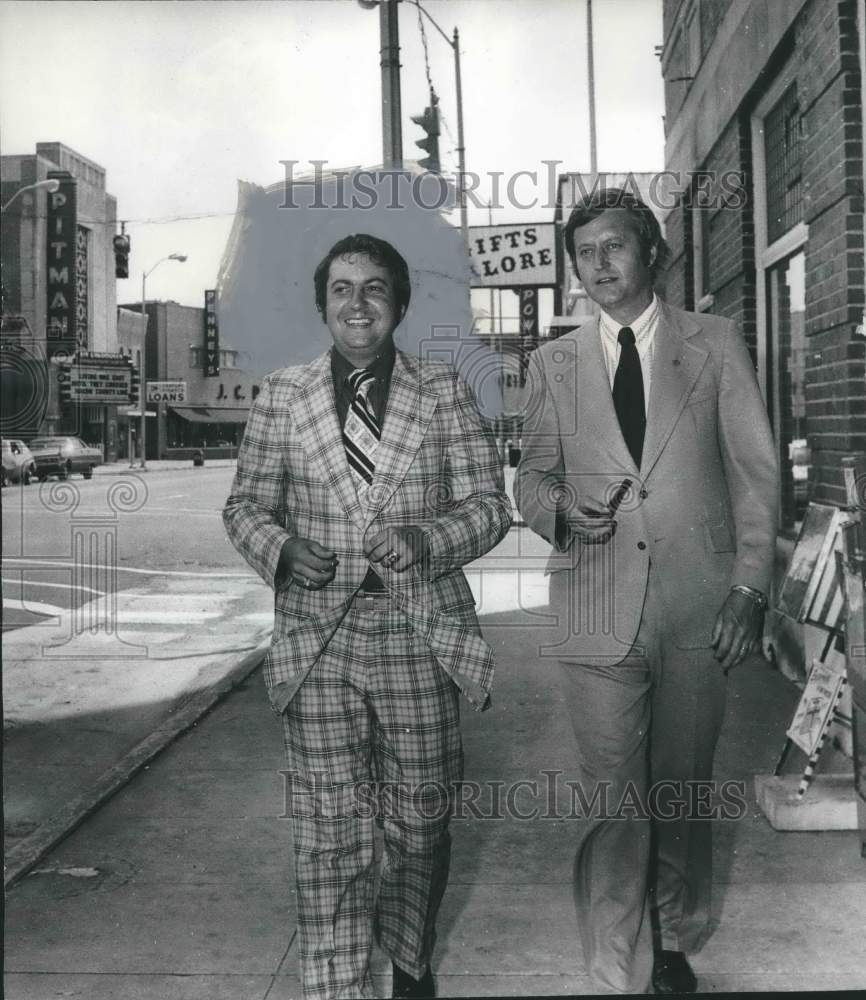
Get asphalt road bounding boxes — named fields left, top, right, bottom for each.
left=2, top=463, right=547, bottom=632
left=2, top=467, right=249, bottom=632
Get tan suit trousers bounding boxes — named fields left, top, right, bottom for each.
left=558, top=567, right=727, bottom=993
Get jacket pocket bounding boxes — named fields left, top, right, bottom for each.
left=702, top=503, right=735, bottom=552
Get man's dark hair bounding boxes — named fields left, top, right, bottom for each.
left=314, top=233, right=411, bottom=319
left=563, top=187, right=671, bottom=280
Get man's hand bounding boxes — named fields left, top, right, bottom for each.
left=711, top=589, right=765, bottom=672
left=566, top=499, right=617, bottom=545
left=277, top=537, right=338, bottom=591
left=364, top=525, right=429, bottom=573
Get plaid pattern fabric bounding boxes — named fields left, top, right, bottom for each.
left=223, top=348, right=512, bottom=714
left=342, top=368, right=380, bottom=502
left=282, top=607, right=463, bottom=999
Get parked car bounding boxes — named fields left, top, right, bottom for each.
left=1, top=438, right=37, bottom=486
left=28, top=436, right=103, bottom=481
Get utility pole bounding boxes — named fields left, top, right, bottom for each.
left=380, top=0, right=403, bottom=168
left=453, top=27, right=467, bottom=242
left=587, top=0, right=598, bottom=175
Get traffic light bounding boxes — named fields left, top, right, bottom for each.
left=113, top=234, right=131, bottom=279
left=127, top=358, right=140, bottom=407
left=411, top=99, right=441, bottom=174
left=57, top=360, right=72, bottom=405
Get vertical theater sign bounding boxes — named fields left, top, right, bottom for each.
left=46, top=171, right=78, bottom=360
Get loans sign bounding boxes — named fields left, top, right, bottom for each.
left=147, top=381, right=188, bottom=403
left=467, top=223, right=557, bottom=288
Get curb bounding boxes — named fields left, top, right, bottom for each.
left=95, top=462, right=238, bottom=476
left=3, top=642, right=268, bottom=889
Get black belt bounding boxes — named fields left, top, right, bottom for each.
left=360, top=567, right=387, bottom=592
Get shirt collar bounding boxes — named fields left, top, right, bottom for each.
left=330, top=340, right=396, bottom=385
left=599, top=293, right=659, bottom=344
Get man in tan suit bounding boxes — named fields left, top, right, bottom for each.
left=515, top=189, right=778, bottom=994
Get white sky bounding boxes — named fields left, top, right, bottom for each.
left=0, top=0, right=664, bottom=309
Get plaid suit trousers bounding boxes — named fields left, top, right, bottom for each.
left=281, top=603, right=463, bottom=1000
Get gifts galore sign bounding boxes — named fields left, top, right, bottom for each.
left=467, top=223, right=557, bottom=288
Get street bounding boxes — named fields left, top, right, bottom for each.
left=2, top=463, right=552, bottom=633
left=2, top=465, right=254, bottom=632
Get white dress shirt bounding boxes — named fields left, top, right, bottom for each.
left=598, top=294, right=660, bottom=414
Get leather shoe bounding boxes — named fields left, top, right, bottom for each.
left=651, top=950, right=697, bottom=994
left=392, top=963, right=435, bottom=999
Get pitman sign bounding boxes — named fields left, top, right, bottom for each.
left=467, top=223, right=557, bottom=288
left=147, top=381, right=187, bottom=403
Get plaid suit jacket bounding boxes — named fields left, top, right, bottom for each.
left=223, top=347, right=512, bottom=714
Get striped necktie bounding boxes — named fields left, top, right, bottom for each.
left=342, top=368, right=381, bottom=501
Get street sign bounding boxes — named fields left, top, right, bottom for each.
left=467, top=223, right=557, bottom=288
left=146, top=381, right=187, bottom=403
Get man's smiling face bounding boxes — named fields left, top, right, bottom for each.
left=324, top=252, right=401, bottom=367
left=571, top=209, right=656, bottom=324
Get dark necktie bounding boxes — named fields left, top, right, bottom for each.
left=342, top=368, right=380, bottom=502
left=613, top=326, right=645, bottom=468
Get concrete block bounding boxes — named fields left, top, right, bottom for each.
left=754, top=773, right=860, bottom=830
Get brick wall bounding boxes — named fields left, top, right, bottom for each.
left=663, top=0, right=864, bottom=521
left=798, top=0, right=865, bottom=505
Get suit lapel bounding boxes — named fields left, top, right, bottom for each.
left=288, top=352, right=365, bottom=532
left=641, top=303, right=709, bottom=475
left=364, top=350, right=438, bottom=525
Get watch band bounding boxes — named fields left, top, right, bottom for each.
left=730, top=584, right=768, bottom=610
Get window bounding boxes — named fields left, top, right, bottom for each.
left=189, top=346, right=202, bottom=368
left=765, top=85, right=802, bottom=244
left=752, top=64, right=809, bottom=532
left=766, top=252, right=807, bottom=529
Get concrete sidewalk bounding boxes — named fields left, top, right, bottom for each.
left=5, top=601, right=866, bottom=997
left=3, top=572, right=273, bottom=886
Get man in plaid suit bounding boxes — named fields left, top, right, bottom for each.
left=223, top=233, right=511, bottom=1000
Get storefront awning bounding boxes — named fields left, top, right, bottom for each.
left=170, top=406, right=249, bottom=424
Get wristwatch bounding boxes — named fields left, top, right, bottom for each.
left=730, top=584, right=768, bottom=610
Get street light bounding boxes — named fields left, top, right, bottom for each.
left=139, top=253, right=187, bottom=470
left=1, top=178, right=61, bottom=213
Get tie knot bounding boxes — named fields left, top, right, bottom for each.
left=348, top=368, right=375, bottom=395
left=618, top=326, right=636, bottom=347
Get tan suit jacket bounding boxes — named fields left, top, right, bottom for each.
left=515, top=301, right=779, bottom=664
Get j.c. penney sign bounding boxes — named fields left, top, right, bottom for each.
left=467, top=223, right=557, bottom=289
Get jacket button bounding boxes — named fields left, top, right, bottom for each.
left=637, top=541, right=647, bottom=550
left=639, top=488, right=648, bottom=499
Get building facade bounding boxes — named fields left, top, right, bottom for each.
left=660, top=0, right=865, bottom=533
left=118, top=299, right=259, bottom=460
left=1, top=142, right=132, bottom=459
